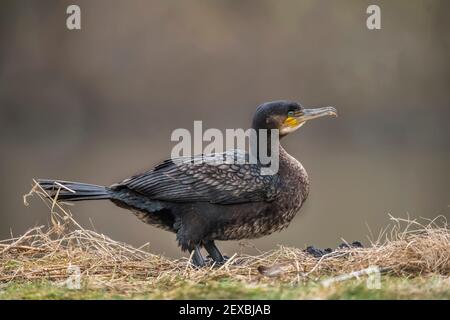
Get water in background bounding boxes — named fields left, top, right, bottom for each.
left=1, top=0, right=449, bottom=257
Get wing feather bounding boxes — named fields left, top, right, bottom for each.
left=114, top=150, right=280, bottom=204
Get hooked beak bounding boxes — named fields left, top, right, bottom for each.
left=281, top=106, right=338, bottom=136
left=297, top=106, right=338, bottom=122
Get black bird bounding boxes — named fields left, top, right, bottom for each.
left=37, top=101, right=337, bottom=267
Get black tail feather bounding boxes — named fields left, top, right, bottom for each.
left=37, top=179, right=111, bottom=201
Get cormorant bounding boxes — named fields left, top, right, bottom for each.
left=37, top=101, right=337, bottom=267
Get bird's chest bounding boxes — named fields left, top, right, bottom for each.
left=271, top=154, right=309, bottom=225
left=213, top=153, right=309, bottom=240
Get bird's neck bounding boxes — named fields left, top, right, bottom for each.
left=248, top=128, right=266, bottom=157
left=249, top=128, right=285, bottom=166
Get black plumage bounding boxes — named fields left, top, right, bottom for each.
left=37, top=100, right=337, bottom=266
left=116, top=150, right=280, bottom=204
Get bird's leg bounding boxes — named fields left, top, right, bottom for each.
left=204, top=240, right=225, bottom=263
left=191, top=244, right=206, bottom=267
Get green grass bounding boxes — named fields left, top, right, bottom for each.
left=1, top=276, right=449, bottom=300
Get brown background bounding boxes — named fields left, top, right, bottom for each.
left=1, top=0, right=449, bottom=258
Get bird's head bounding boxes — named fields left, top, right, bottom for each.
left=252, top=100, right=337, bottom=137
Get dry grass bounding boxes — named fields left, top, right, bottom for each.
left=0, top=180, right=449, bottom=295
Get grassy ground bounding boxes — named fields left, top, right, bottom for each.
left=1, top=184, right=448, bottom=300
left=1, top=276, right=449, bottom=299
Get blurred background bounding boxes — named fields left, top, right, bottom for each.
left=1, top=0, right=449, bottom=258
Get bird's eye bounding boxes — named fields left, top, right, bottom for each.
left=287, top=111, right=294, bottom=117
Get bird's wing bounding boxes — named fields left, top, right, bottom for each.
left=114, top=150, right=280, bottom=204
